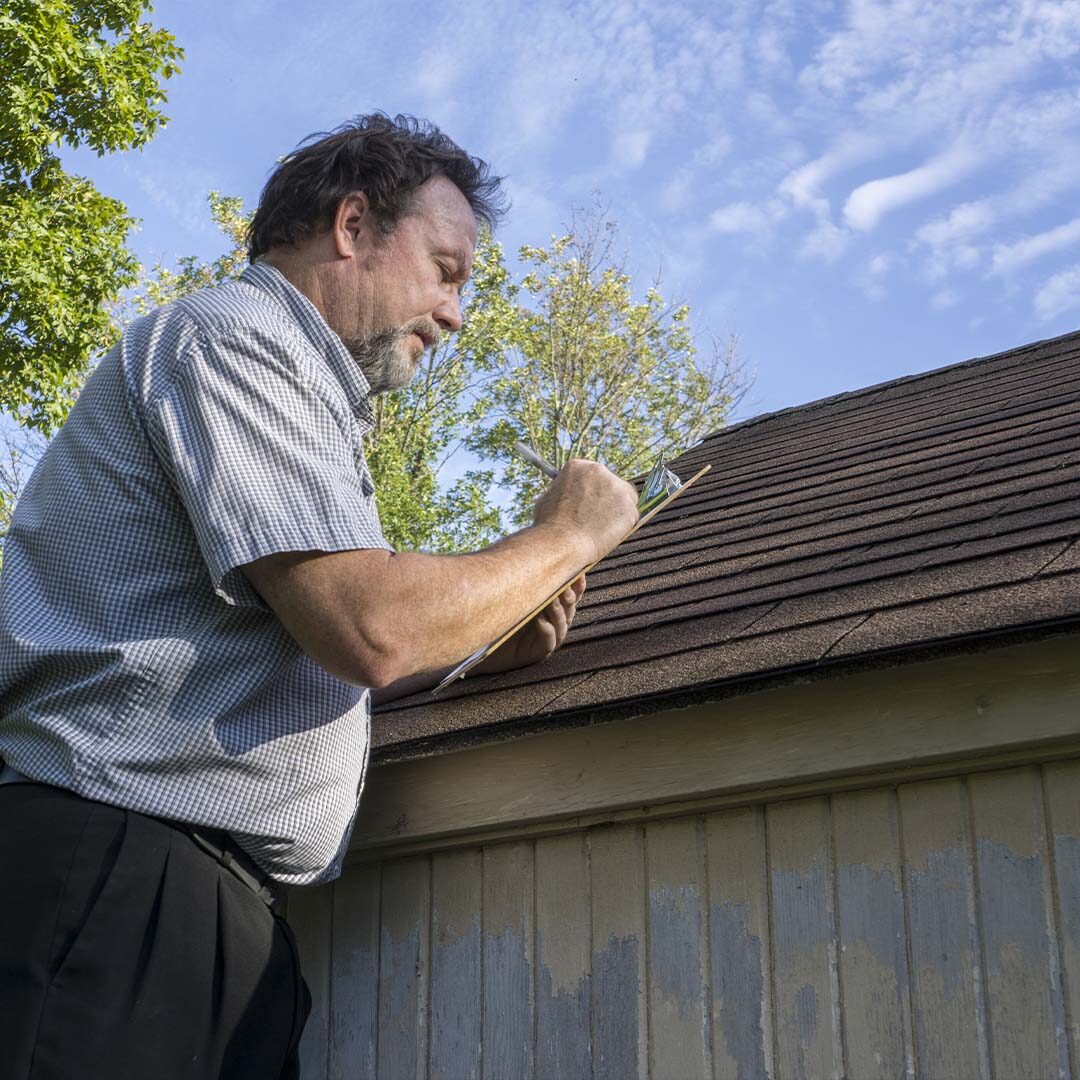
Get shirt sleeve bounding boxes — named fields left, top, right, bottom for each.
left=146, top=321, right=394, bottom=608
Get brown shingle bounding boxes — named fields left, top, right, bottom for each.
left=376, top=331, right=1080, bottom=756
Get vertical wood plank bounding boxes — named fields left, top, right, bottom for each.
left=535, top=833, right=591, bottom=1079
left=288, top=882, right=333, bottom=1080
left=832, top=789, right=914, bottom=1080
left=1045, top=758, right=1080, bottom=1078
left=899, top=777, right=989, bottom=1079
left=590, top=824, right=648, bottom=1080
left=482, top=840, right=535, bottom=1080
left=969, top=767, right=1070, bottom=1080
left=377, top=857, right=430, bottom=1080
left=767, top=797, right=843, bottom=1080
left=429, top=848, right=483, bottom=1080
left=329, top=865, right=381, bottom=1080
left=645, top=817, right=711, bottom=1080
left=705, top=806, right=773, bottom=1080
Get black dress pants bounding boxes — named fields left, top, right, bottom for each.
left=0, top=782, right=310, bottom=1079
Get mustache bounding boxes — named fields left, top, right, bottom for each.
left=402, top=318, right=442, bottom=352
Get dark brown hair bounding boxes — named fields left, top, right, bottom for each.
left=247, top=113, right=505, bottom=261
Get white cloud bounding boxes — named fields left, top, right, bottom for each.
left=991, top=216, right=1080, bottom=275
left=693, top=133, right=733, bottom=166
left=856, top=252, right=895, bottom=300
left=931, top=288, right=958, bottom=310
left=799, top=218, right=849, bottom=262
left=868, top=253, right=892, bottom=277
left=843, top=147, right=981, bottom=232
left=914, top=227, right=983, bottom=282
left=398, top=0, right=1080, bottom=300
left=1034, top=264, right=1080, bottom=322
left=660, top=169, right=694, bottom=214
left=777, top=134, right=883, bottom=218
left=709, top=201, right=774, bottom=235
left=914, top=200, right=996, bottom=248
left=612, top=131, right=651, bottom=170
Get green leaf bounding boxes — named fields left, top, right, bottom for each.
left=0, top=0, right=182, bottom=433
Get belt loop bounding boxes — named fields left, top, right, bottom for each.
left=185, top=827, right=281, bottom=911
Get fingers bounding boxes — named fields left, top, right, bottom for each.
left=533, top=575, right=585, bottom=659
left=570, top=573, right=586, bottom=601
left=547, top=593, right=570, bottom=642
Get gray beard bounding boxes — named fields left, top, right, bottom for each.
left=342, top=326, right=417, bottom=395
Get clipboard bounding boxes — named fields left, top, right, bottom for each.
left=434, top=463, right=711, bottom=692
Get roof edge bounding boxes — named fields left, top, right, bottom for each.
left=372, top=617, right=1080, bottom=765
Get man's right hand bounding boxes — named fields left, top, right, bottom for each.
left=531, top=459, right=640, bottom=565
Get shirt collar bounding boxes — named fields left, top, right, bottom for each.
left=239, top=261, right=376, bottom=429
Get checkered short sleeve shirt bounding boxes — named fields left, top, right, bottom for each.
left=0, top=263, right=394, bottom=885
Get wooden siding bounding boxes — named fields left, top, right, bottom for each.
left=292, top=758, right=1080, bottom=1079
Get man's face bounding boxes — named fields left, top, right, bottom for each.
left=343, top=175, right=477, bottom=393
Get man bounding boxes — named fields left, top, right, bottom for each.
left=0, top=115, right=639, bottom=1079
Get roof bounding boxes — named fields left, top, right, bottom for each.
left=375, top=329, right=1080, bottom=760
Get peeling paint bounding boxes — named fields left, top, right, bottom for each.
left=330, top=940, right=378, bottom=1078
left=977, top=840, right=1051, bottom=976
left=905, top=845, right=985, bottom=1077
left=795, top=983, right=818, bottom=1049
left=536, top=952, right=591, bottom=1080
left=711, top=900, right=768, bottom=1080
left=770, top=865, right=831, bottom=963
left=905, top=848, right=972, bottom=1004
left=770, top=852, right=838, bottom=1080
left=649, top=883, right=706, bottom=1022
left=837, top=864, right=909, bottom=981
left=483, top=924, right=533, bottom=1079
left=536, top=920, right=587, bottom=998
left=1053, top=834, right=1080, bottom=946
left=379, top=925, right=422, bottom=1078
left=430, top=917, right=481, bottom=1080
left=976, top=838, right=1070, bottom=1080
left=592, top=933, right=642, bottom=1080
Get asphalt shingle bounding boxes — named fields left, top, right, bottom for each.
left=375, top=331, right=1080, bottom=757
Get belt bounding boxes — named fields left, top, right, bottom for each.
left=185, top=827, right=284, bottom=912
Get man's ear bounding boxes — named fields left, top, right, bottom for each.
left=332, top=191, right=373, bottom=258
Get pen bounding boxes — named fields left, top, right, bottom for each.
left=513, top=440, right=559, bottom=479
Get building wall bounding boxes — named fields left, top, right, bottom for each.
left=289, top=636, right=1080, bottom=1078
left=291, top=758, right=1080, bottom=1079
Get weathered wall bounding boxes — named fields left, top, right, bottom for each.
left=290, top=757, right=1080, bottom=1079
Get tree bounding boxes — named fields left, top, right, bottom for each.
left=464, top=214, right=743, bottom=525
left=132, top=191, right=248, bottom=312
left=0, top=0, right=181, bottom=434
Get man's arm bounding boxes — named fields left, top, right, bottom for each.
left=241, top=460, right=637, bottom=688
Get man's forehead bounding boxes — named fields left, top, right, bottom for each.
left=412, top=175, right=478, bottom=251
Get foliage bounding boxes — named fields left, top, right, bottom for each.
left=464, top=214, right=743, bottom=525
left=0, top=0, right=181, bottom=433
left=132, top=192, right=248, bottom=313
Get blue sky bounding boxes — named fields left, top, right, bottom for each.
left=68, top=0, right=1080, bottom=422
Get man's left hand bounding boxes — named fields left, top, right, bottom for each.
left=471, top=574, right=586, bottom=676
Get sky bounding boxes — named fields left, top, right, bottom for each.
left=66, top=0, right=1080, bottom=424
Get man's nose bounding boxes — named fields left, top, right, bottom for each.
left=434, top=292, right=463, bottom=333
